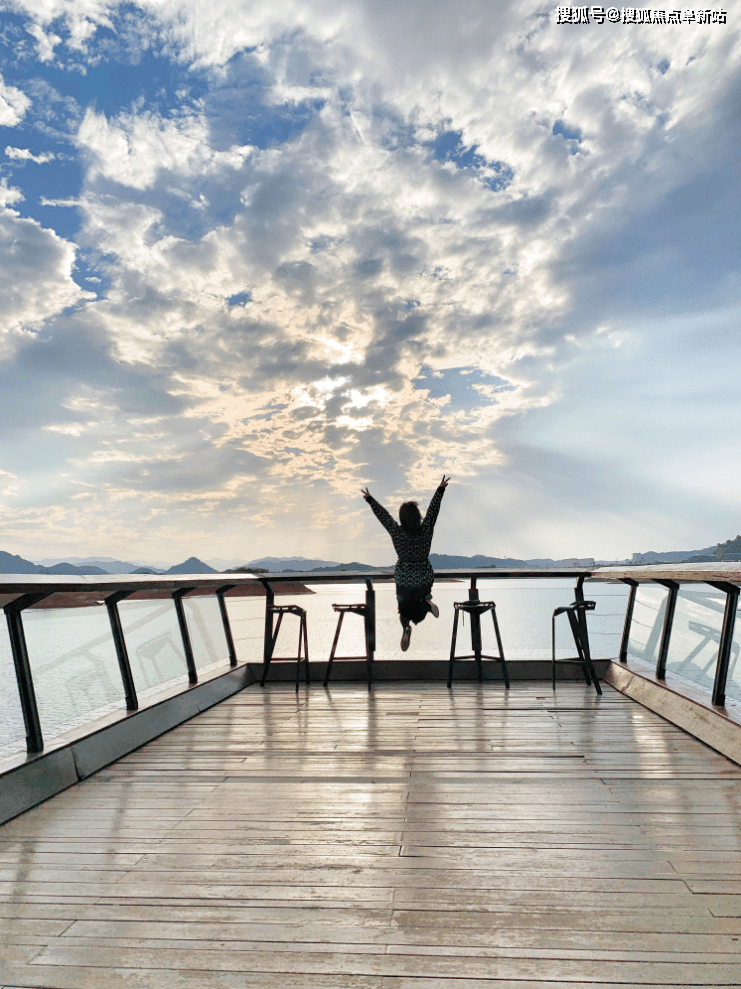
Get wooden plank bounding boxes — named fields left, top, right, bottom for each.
left=2, top=682, right=741, bottom=987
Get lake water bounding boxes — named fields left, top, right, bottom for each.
left=1, top=579, right=633, bottom=760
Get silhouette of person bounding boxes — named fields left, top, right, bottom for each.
left=362, top=476, right=450, bottom=651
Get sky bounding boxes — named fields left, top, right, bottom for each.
left=0, top=0, right=739, bottom=566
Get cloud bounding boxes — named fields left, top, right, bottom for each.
left=0, top=1, right=739, bottom=561
left=0, top=205, right=93, bottom=355
left=5, top=146, right=56, bottom=163
left=0, top=75, right=31, bottom=126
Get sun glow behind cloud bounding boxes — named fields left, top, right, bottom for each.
left=0, top=0, right=739, bottom=563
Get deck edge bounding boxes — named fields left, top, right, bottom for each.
left=0, top=662, right=256, bottom=826
left=604, top=660, right=741, bottom=766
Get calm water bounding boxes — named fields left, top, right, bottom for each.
left=1, top=579, right=632, bottom=760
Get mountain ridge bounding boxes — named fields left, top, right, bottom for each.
left=0, top=543, right=734, bottom=576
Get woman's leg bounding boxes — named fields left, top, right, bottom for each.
left=397, top=584, right=433, bottom=626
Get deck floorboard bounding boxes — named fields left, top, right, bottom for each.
left=2, top=682, right=741, bottom=987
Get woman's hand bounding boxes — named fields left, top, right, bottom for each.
left=439, top=475, right=451, bottom=489
left=361, top=487, right=371, bottom=500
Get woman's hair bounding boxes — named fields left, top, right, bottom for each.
left=399, top=501, right=422, bottom=530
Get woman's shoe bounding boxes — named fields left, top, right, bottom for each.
left=428, top=599, right=439, bottom=619
left=401, top=625, right=412, bottom=651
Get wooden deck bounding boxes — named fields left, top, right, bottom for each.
left=2, top=681, right=741, bottom=988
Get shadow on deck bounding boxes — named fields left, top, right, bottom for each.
left=2, top=681, right=741, bottom=987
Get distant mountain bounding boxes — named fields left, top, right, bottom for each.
left=306, top=562, right=383, bottom=573
left=246, top=556, right=343, bottom=571
left=430, top=553, right=529, bottom=569
left=33, top=556, right=166, bottom=573
left=0, top=551, right=111, bottom=575
left=631, top=546, right=716, bottom=564
left=41, top=563, right=109, bottom=575
left=0, top=551, right=42, bottom=574
left=715, top=536, right=741, bottom=560
left=164, top=557, right=217, bottom=574
left=205, top=557, right=252, bottom=571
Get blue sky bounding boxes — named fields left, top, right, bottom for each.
left=0, top=0, right=739, bottom=565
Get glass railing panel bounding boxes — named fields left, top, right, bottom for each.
left=118, top=597, right=189, bottom=698
left=664, top=586, right=725, bottom=694
left=626, top=584, right=668, bottom=669
left=222, top=590, right=266, bottom=664
left=22, top=604, right=125, bottom=742
left=183, top=593, right=230, bottom=672
left=583, top=581, right=631, bottom=660
left=723, top=600, right=741, bottom=706
left=480, top=579, right=629, bottom=660
left=0, top=621, right=26, bottom=759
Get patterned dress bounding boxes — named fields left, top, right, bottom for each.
left=365, top=486, right=446, bottom=623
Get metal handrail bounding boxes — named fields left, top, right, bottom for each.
left=4, top=561, right=741, bottom=756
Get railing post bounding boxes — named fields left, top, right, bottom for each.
left=260, top=579, right=275, bottom=670
left=655, top=580, right=679, bottom=680
left=708, top=581, right=740, bottom=708
left=216, top=585, right=238, bottom=666
left=619, top=579, right=638, bottom=663
left=172, top=588, right=198, bottom=684
left=364, top=579, right=376, bottom=659
left=4, top=593, right=50, bottom=754
left=105, top=591, right=138, bottom=711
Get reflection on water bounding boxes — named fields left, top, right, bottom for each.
left=0, top=580, right=628, bottom=760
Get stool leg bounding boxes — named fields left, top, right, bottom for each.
left=568, top=610, right=592, bottom=686
left=364, top=608, right=373, bottom=691
left=491, top=607, right=509, bottom=689
left=572, top=610, right=601, bottom=695
left=366, top=584, right=375, bottom=691
left=471, top=608, right=483, bottom=682
left=551, top=612, right=557, bottom=691
left=295, top=622, right=301, bottom=693
left=303, top=612, right=310, bottom=686
left=324, top=611, right=345, bottom=687
left=448, top=609, right=460, bottom=688
left=261, top=611, right=283, bottom=687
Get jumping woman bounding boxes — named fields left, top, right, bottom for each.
left=361, top=475, right=450, bottom=651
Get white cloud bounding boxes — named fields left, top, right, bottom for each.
left=0, top=178, right=25, bottom=207
left=76, top=108, right=220, bottom=190
left=1, top=0, right=741, bottom=561
left=0, top=76, right=31, bottom=126
left=0, top=205, right=93, bottom=355
left=5, top=146, right=56, bottom=163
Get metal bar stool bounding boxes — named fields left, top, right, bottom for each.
left=552, top=598, right=601, bottom=694
left=448, top=578, right=509, bottom=688
left=324, top=580, right=375, bottom=689
left=259, top=580, right=309, bottom=691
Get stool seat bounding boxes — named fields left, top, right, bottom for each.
left=552, top=599, right=601, bottom=694
left=455, top=599, right=493, bottom=612
left=448, top=598, right=509, bottom=688
left=324, top=582, right=376, bottom=690
left=261, top=601, right=309, bottom=692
